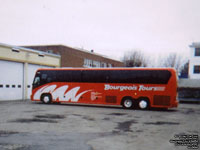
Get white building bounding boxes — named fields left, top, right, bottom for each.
left=0, top=43, right=60, bottom=101
left=189, top=42, right=200, bottom=79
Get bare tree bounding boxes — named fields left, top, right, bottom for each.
left=161, top=53, right=182, bottom=72
left=122, top=50, right=148, bottom=67
left=179, top=61, right=189, bottom=77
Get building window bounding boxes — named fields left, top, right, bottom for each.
left=195, top=48, right=200, bottom=56
left=93, top=61, right=100, bottom=67
left=108, top=63, right=112, bottom=67
left=47, top=50, right=53, bottom=53
left=83, top=59, right=92, bottom=67
left=193, top=65, right=200, bottom=73
left=101, top=62, right=107, bottom=68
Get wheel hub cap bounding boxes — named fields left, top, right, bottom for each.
left=139, top=100, right=147, bottom=109
left=125, top=100, right=132, bottom=108
left=43, top=96, right=50, bottom=103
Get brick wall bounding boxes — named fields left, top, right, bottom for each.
left=24, top=45, right=124, bottom=67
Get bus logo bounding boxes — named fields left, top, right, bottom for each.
left=33, top=85, right=92, bottom=102
left=104, top=84, right=165, bottom=91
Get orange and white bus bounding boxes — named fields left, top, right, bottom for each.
left=31, top=68, right=178, bottom=109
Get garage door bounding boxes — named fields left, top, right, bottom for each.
left=27, top=64, right=53, bottom=99
left=0, top=60, right=23, bottom=101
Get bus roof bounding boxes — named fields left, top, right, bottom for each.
left=36, top=67, right=176, bottom=72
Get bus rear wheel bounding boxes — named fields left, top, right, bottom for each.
left=122, top=98, right=134, bottom=109
left=41, top=94, right=52, bottom=104
left=138, top=99, right=149, bottom=110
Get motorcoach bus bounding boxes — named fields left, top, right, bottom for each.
left=31, top=68, right=178, bottom=109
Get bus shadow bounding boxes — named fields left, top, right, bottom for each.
left=147, top=107, right=177, bottom=112
left=32, top=102, right=177, bottom=112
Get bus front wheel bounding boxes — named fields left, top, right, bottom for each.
left=122, top=97, right=134, bottom=109
left=41, top=94, right=52, bottom=104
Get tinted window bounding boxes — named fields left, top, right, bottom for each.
left=82, top=70, right=109, bottom=83
left=56, top=70, right=82, bottom=82
left=40, top=70, right=57, bottom=84
left=107, top=70, right=171, bottom=84
left=81, top=70, right=170, bottom=84
left=33, top=69, right=172, bottom=89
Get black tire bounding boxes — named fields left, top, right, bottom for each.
left=53, top=102, right=61, bottom=105
left=122, top=98, right=134, bottom=109
left=41, top=94, right=52, bottom=104
left=138, top=98, right=150, bottom=110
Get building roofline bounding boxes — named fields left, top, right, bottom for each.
left=0, top=42, right=61, bottom=58
left=22, top=44, right=122, bottom=63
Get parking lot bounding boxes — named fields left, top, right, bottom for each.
left=0, top=100, right=199, bottom=150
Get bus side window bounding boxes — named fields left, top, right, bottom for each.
left=41, top=74, right=47, bottom=80
left=47, top=77, right=52, bottom=83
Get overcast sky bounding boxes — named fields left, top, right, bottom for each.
left=0, top=0, right=200, bottom=61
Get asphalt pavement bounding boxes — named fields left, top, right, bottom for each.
left=0, top=100, right=199, bottom=150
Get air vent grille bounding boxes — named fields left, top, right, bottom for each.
left=153, top=95, right=170, bottom=106
left=106, top=96, right=117, bottom=103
